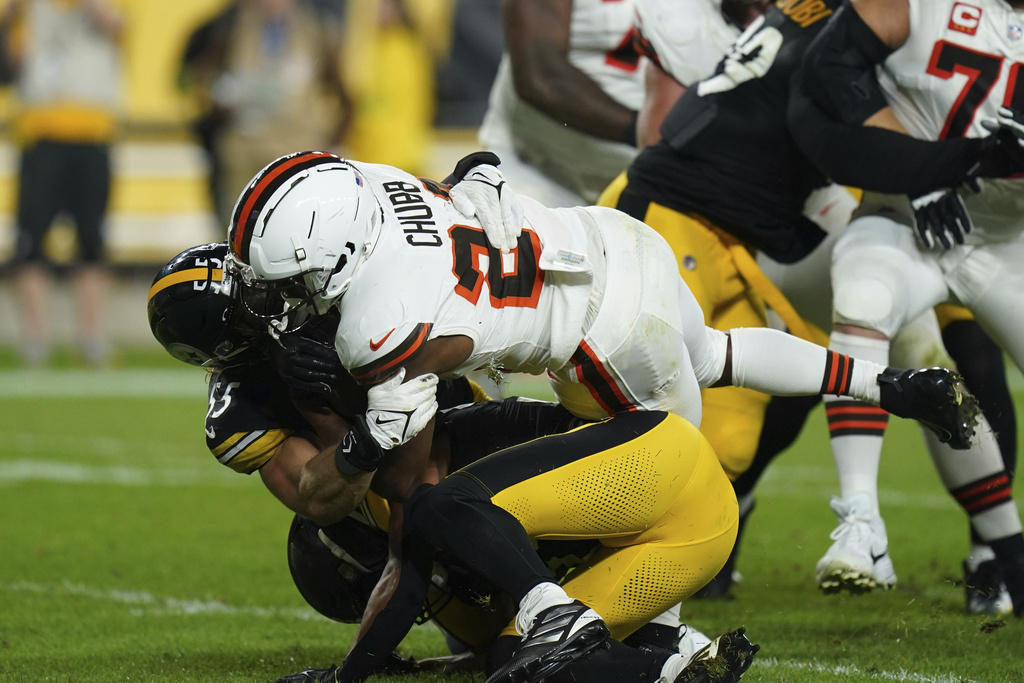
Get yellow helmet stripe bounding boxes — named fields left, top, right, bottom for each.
left=147, top=268, right=223, bottom=303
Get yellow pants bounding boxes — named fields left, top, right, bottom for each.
left=485, top=412, right=737, bottom=641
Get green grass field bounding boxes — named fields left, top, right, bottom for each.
left=1, top=350, right=1021, bottom=683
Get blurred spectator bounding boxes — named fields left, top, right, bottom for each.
left=433, top=0, right=503, bottom=129
left=341, top=0, right=436, bottom=173
left=179, top=0, right=352, bottom=226
left=1, top=0, right=125, bottom=367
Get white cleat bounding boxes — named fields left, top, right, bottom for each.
left=816, top=492, right=897, bottom=594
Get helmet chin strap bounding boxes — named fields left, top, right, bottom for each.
left=267, top=302, right=292, bottom=341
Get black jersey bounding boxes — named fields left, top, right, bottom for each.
left=624, top=0, right=841, bottom=264
left=205, top=359, right=483, bottom=475
left=205, top=363, right=315, bottom=474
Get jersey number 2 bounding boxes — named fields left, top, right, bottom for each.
left=449, top=225, right=544, bottom=309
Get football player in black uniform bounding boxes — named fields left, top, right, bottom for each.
left=596, top=0, right=1024, bottom=609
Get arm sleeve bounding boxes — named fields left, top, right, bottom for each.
left=788, top=71, right=986, bottom=195
left=801, top=2, right=892, bottom=126
left=338, top=536, right=433, bottom=683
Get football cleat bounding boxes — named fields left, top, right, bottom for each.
left=877, top=367, right=981, bottom=450
left=816, top=493, right=897, bottom=594
left=963, top=559, right=1013, bottom=616
left=995, top=551, right=1024, bottom=617
left=270, top=666, right=339, bottom=683
left=673, top=628, right=760, bottom=683
left=485, top=600, right=610, bottom=683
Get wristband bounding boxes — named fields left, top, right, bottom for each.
left=452, top=151, right=502, bottom=182
left=334, top=415, right=384, bottom=476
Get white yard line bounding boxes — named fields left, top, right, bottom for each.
left=2, top=430, right=195, bottom=458
left=0, top=369, right=208, bottom=398
left=0, top=580, right=990, bottom=682
left=0, top=459, right=242, bottom=487
left=754, top=656, right=982, bottom=683
left=2, top=580, right=320, bottom=620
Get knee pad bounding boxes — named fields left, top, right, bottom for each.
left=831, top=216, right=918, bottom=337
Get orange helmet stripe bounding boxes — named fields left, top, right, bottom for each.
left=230, top=151, right=343, bottom=261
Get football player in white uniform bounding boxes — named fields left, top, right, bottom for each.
left=800, top=0, right=1024, bottom=616
left=477, top=0, right=644, bottom=207
left=629, top=0, right=1023, bottom=612
left=224, top=150, right=982, bottom=681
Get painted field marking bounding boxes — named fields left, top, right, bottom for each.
left=2, top=580, right=319, bottom=620
left=0, top=369, right=207, bottom=398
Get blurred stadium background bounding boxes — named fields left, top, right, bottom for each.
left=0, top=0, right=499, bottom=355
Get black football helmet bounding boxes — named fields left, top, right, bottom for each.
left=286, top=514, right=388, bottom=623
left=147, top=242, right=258, bottom=367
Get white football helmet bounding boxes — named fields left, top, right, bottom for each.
left=226, top=151, right=381, bottom=334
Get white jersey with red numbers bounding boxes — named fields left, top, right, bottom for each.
left=334, top=161, right=725, bottom=427
left=633, top=0, right=740, bottom=86
left=878, top=0, right=1024, bottom=242
left=478, top=0, right=644, bottom=207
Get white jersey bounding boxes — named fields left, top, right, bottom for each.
left=334, top=161, right=725, bottom=427
left=478, top=0, right=644, bottom=206
left=634, top=0, right=740, bottom=86
left=335, top=162, right=600, bottom=384
left=879, top=0, right=1024, bottom=241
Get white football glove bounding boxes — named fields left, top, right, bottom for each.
left=450, top=164, right=525, bottom=253
left=365, top=368, right=439, bottom=449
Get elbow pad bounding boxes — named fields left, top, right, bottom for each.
left=803, top=3, right=892, bottom=126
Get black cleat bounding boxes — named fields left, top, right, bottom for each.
left=877, top=367, right=981, bottom=450
left=997, top=553, right=1024, bottom=618
left=674, top=628, right=760, bottom=683
left=270, top=666, right=339, bottom=683
left=963, top=559, right=1013, bottom=615
left=485, top=600, right=610, bottom=683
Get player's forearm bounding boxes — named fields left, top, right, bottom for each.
left=340, top=526, right=432, bottom=682
left=513, top=47, right=638, bottom=142
left=504, top=0, right=636, bottom=143
left=296, top=443, right=374, bottom=525
left=789, top=77, right=985, bottom=195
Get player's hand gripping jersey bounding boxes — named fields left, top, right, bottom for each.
left=632, top=0, right=747, bottom=87
left=875, top=0, right=1024, bottom=241
left=625, top=0, right=841, bottom=264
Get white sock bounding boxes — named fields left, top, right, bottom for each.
left=516, top=582, right=573, bottom=635
left=826, top=331, right=892, bottom=510
left=967, top=543, right=997, bottom=571
left=649, top=602, right=681, bottom=628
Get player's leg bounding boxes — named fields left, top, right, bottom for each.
left=820, top=210, right=948, bottom=593
left=484, top=412, right=752, bottom=683
left=893, top=306, right=1019, bottom=614
left=66, top=142, right=113, bottom=366
left=13, top=140, right=63, bottom=366
left=946, top=239, right=1024, bottom=617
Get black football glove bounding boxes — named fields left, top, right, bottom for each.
left=268, top=332, right=342, bottom=397
left=909, top=188, right=973, bottom=250
left=976, top=106, right=1024, bottom=178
